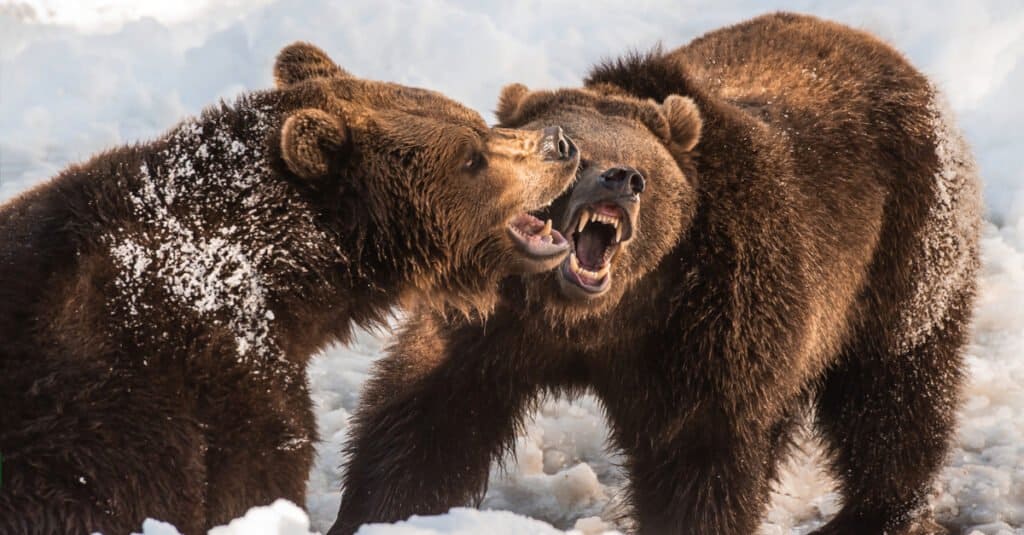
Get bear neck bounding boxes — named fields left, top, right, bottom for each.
left=99, top=94, right=402, bottom=371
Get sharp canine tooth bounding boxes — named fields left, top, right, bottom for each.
left=615, top=225, right=622, bottom=243
left=578, top=210, right=590, bottom=233
left=541, top=219, right=552, bottom=236
left=570, top=253, right=580, bottom=273
left=595, top=263, right=610, bottom=278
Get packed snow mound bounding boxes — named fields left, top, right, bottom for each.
left=3, top=1, right=1023, bottom=534
left=133, top=500, right=314, bottom=535
left=135, top=503, right=618, bottom=535
left=357, top=508, right=617, bottom=535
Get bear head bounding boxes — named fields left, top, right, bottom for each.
left=272, top=43, right=581, bottom=312
left=495, top=82, right=702, bottom=318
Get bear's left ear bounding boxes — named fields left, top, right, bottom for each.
left=496, top=83, right=530, bottom=125
left=274, top=42, right=350, bottom=88
left=662, top=95, right=702, bottom=152
left=280, top=108, right=348, bottom=179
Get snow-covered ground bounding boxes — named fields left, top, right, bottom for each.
left=1, top=1, right=1022, bottom=534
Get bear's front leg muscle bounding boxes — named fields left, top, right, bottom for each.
left=615, top=405, right=787, bottom=535
left=328, top=312, right=545, bottom=535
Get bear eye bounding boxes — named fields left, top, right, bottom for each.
left=463, top=152, right=486, bottom=172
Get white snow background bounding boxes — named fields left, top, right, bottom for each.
left=1, top=1, right=1022, bottom=534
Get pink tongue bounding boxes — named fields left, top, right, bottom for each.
left=576, top=230, right=604, bottom=268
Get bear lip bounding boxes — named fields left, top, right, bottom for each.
left=560, top=254, right=612, bottom=296
left=506, top=212, right=570, bottom=266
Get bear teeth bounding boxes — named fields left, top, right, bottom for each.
left=509, top=216, right=555, bottom=241
left=577, top=209, right=621, bottom=236
left=540, top=219, right=552, bottom=237
left=578, top=209, right=591, bottom=233
left=591, top=213, right=619, bottom=227
left=569, top=252, right=609, bottom=281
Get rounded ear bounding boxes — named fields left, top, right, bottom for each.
left=274, top=42, right=350, bottom=88
left=662, top=95, right=702, bottom=152
left=495, top=83, right=530, bottom=124
left=280, top=109, right=348, bottom=179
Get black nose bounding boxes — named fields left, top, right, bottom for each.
left=599, top=166, right=645, bottom=195
left=542, top=126, right=574, bottom=160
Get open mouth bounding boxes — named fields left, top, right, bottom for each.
left=507, top=212, right=571, bottom=271
left=560, top=202, right=633, bottom=296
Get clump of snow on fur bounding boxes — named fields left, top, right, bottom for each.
left=103, top=98, right=345, bottom=377
left=105, top=103, right=289, bottom=362
left=897, top=88, right=983, bottom=353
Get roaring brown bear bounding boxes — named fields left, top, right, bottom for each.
left=332, top=13, right=981, bottom=535
left=0, top=43, right=580, bottom=534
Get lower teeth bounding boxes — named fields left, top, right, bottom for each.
left=570, top=253, right=609, bottom=281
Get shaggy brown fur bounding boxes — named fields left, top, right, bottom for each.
left=0, top=43, right=579, bottom=534
left=332, top=13, right=981, bottom=535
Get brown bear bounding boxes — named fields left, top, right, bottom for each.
left=331, top=13, right=981, bottom=535
left=0, top=43, right=580, bottom=534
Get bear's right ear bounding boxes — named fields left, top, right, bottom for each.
left=274, top=42, right=350, bottom=88
left=280, top=108, right=348, bottom=179
left=496, top=83, right=530, bottom=125
left=661, top=95, right=702, bottom=153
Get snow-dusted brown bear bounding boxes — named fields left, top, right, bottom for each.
left=333, top=14, right=981, bottom=535
left=0, top=43, right=579, bottom=534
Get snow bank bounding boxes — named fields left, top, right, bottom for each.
left=137, top=501, right=617, bottom=535
left=133, top=499, right=315, bottom=535
left=357, top=508, right=614, bottom=535
left=3, top=0, right=1022, bottom=534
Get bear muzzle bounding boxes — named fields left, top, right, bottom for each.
left=558, top=166, right=642, bottom=298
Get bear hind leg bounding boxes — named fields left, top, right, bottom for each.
left=810, top=308, right=969, bottom=535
